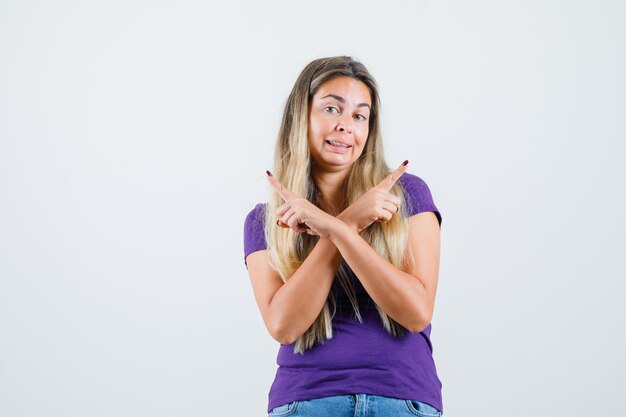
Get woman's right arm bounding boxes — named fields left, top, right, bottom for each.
left=245, top=237, right=342, bottom=345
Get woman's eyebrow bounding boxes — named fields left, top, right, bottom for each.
left=320, top=94, right=371, bottom=109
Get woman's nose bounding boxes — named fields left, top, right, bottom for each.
left=337, top=115, right=353, bottom=133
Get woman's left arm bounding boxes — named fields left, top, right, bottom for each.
left=328, top=211, right=441, bottom=333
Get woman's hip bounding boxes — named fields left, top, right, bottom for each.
left=268, top=393, right=442, bottom=417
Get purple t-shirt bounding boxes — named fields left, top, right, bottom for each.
left=243, top=172, right=443, bottom=413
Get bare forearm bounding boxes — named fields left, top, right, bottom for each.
left=269, top=237, right=342, bottom=344
left=329, top=221, right=429, bottom=332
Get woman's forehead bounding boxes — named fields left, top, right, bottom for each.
left=314, top=76, right=371, bottom=105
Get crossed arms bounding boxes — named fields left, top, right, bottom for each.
left=246, top=164, right=441, bottom=345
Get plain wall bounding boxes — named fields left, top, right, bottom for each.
left=1, top=1, right=624, bottom=416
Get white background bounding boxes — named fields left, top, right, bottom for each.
left=1, top=1, right=624, bottom=416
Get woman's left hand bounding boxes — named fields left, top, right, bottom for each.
left=337, top=161, right=408, bottom=233
left=266, top=171, right=339, bottom=239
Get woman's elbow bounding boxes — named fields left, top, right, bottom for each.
left=268, top=318, right=299, bottom=345
left=407, top=309, right=433, bottom=333
left=270, top=328, right=297, bottom=345
left=408, top=320, right=430, bottom=334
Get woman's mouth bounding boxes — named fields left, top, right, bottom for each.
left=325, top=140, right=352, bottom=153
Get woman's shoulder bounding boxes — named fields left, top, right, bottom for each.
left=245, top=202, right=267, bottom=219
left=243, top=203, right=268, bottom=268
left=398, top=171, right=434, bottom=201
left=398, top=172, right=442, bottom=225
left=244, top=203, right=267, bottom=235
left=398, top=171, right=429, bottom=188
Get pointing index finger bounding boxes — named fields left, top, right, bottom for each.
left=265, top=170, right=295, bottom=202
left=379, top=160, right=409, bottom=191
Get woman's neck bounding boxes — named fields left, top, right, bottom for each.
left=312, top=168, right=349, bottom=215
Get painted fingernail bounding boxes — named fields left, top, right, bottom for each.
left=266, top=170, right=273, bottom=177
left=402, top=160, right=409, bottom=166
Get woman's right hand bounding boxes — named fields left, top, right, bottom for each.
left=267, top=171, right=344, bottom=239
left=337, top=161, right=408, bottom=233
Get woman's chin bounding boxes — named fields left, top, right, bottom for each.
left=312, top=157, right=356, bottom=171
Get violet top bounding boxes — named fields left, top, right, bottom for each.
left=243, top=172, right=443, bottom=414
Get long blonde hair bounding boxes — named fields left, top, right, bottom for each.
left=265, top=56, right=414, bottom=354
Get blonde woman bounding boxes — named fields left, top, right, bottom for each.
left=244, top=56, right=444, bottom=417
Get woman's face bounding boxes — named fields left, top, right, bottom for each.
left=307, top=76, right=371, bottom=172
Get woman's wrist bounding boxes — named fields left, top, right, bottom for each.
left=328, top=216, right=355, bottom=243
left=335, top=212, right=358, bottom=233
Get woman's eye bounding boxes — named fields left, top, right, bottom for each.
left=355, top=114, right=367, bottom=121
left=324, top=106, right=339, bottom=114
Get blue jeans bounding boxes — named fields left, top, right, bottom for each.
left=268, top=394, right=442, bottom=417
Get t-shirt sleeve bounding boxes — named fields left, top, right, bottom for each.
left=399, top=173, right=442, bottom=227
left=243, top=203, right=268, bottom=269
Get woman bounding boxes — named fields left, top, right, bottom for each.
left=244, top=56, right=444, bottom=417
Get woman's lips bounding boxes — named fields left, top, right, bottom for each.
left=324, top=140, right=351, bottom=154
